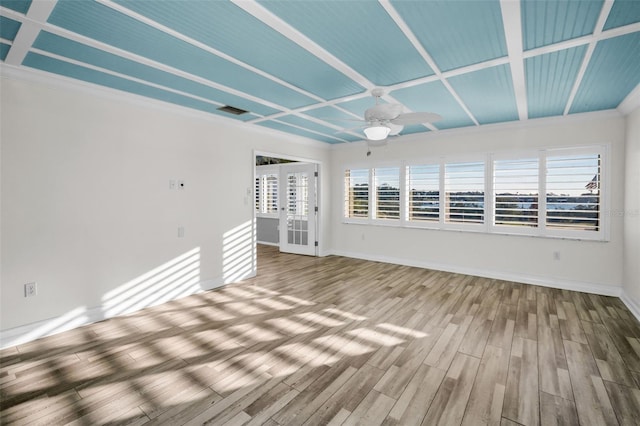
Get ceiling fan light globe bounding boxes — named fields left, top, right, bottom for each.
left=364, top=125, right=390, bottom=141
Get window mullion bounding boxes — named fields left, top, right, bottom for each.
left=486, top=153, right=494, bottom=233
left=538, top=152, right=547, bottom=235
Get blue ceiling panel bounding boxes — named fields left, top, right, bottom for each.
left=391, top=0, right=507, bottom=71
left=603, top=0, right=640, bottom=30
left=22, top=52, right=259, bottom=122
left=522, top=0, right=604, bottom=50
left=526, top=45, right=587, bottom=118
left=276, top=114, right=339, bottom=136
left=448, top=64, right=518, bottom=125
left=32, top=31, right=281, bottom=117
left=0, top=0, right=637, bottom=144
left=257, top=120, right=343, bottom=144
left=400, top=124, right=431, bottom=136
left=259, top=0, right=434, bottom=86
left=570, top=32, right=640, bottom=114
left=1, top=15, right=21, bottom=41
left=302, top=105, right=360, bottom=123
left=391, top=82, right=475, bottom=130
left=46, top=0, right=316, bottom=109
left=1, top=0, right=31, bottom=15
left=334, top=132, right=363, bottom=143
left=112, top=0, right=364, bottom=101
left=1, top=42, right=10, bottom=61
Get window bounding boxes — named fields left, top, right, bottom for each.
left=344, top=169, right=369, bottom=219
left=342, top=145, right=606, bottom=240
left=373, top=167, right=400, bottom=220
left=444, top=161, right=485, bottom=224
left=255, top=168, right=278, bottom=216
left=287, top=172, right=308, bottom=217
left=546, top=152, right=600, bottom=232
left=493, top=158, right=539, bottom=228
left=407, top=164, right=440, bottom=223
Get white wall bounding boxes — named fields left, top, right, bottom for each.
left=0, top=75, right=330, bottom=346
left=330, top=114, right=626, bottom=294
left=623, top=107, right=640, bottom=315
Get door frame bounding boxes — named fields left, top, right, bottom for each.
left=253, top=150, right=322, bottom=257
left=278, top=162, right=317, bottom=256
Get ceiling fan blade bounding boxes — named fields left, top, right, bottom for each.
left=388, top=123, right=404, bottom=136
left=391, top=112, right=442, bottom=125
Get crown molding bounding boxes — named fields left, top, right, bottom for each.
left=0, top=63, right=331, bottom=150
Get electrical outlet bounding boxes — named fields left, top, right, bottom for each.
left=169, top=180, right=176, bottom=190
left=553, top=251, right=560, bottom=261
left=24, top=282, right=37, bottom=297
left=178, top=226, right=185, bottom=238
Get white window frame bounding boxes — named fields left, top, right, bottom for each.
left=440, top=156, right=488, bottom=232
left=343, top=166, right=371, bottom=224
left=542, top=145, right=608, bottom=241
left=404, top=158, right=442, bottom=229
left=341, top=144, right=608, bottom=242
left=371, top=165, right=402, bottom=225
left=489, top=151, right=541, bottom=237
left=255, top=165, right=279, bottom=219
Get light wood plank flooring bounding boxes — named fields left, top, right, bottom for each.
left=2, top=244, right=640, bottom=425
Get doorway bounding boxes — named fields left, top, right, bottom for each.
left=255, top=153, right=319, bottom=257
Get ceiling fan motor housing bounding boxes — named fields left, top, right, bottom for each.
left=364, top=103, right=403, bottom=122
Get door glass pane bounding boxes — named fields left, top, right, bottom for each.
left=287, top=172, right=309, bottom=246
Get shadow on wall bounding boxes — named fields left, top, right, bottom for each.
left=3, top=218, right=258, bottom=349
left=222, top=219, right=256, bottom=284
left=102, top=247, right=202, bottom=317
left=1, top=248, right=202, bottom=348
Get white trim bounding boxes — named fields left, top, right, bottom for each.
left=97, top=0, right=324, bottom=105
left=563, top=0, right=614, bottom=115
left=0, top=63, right=331, bottom=150
left=621, top=291, right=640, bottom=323
left=0, top=276, right=254, bottom=350
left=500, top=0, right=528, bottom=121
left=379, top=0, right=477, bottom=129
left=231, top=0, right=373, bottom=90
left=257, top=241, right=279, bottom=247
left=329, top=249, right=622, bottom=297
left=3, top=0, right=56, bottom=65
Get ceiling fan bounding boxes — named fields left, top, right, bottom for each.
left=337, top=88, right=442, bottom=143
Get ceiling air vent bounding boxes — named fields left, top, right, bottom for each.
left=217, top=105, right=249, bottom=115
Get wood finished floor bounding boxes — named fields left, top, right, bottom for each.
left=2, top=245, right=640, bottom=425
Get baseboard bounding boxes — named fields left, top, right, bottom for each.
left=621, top=291, right=640, bottom=323
left=257, top=241, right=279, bottom=247
left=0, top=275, right=249, bottom=350
left=329, top=249, right=622, bottom=297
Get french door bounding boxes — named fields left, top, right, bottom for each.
left=279, top=163, right=317, bottom=256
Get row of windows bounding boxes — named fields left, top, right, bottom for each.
left=344, top=146, right=606, bottom=240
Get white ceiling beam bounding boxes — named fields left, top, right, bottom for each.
left=97, top=0, right=326, bottom=106
left=0, top=5, right=296, bottom=115
left=523, top=21, right=640, bottom=59
left=231, top=0, right=374, bottom=91
left=4, top=0, right=57, bottom=65
left=380, top=0, right=479, bottom=128
left=500, top=0, right=528, bottom=121
left=563, top=0, right=615, bottom=115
